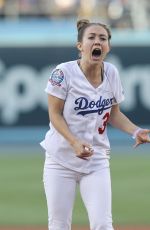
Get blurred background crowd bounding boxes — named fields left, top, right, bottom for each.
left=0, top=0, right=150, bottom=30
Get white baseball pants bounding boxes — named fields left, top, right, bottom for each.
left=43, top=157, right=114, bottom=230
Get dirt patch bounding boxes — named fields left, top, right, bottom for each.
left=0, top=226, right=150, bottom=230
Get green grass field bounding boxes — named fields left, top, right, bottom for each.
left=0, top=146, right=150, bottom=226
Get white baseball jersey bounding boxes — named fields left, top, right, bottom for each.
left=40, top=60, right=125, bottom=173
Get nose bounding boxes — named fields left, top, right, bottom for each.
left=94, top=37, right=102, bottom=45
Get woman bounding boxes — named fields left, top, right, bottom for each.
left=41, top=19, right=150, bottom=230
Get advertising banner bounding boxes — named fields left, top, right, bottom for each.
left=0, top=45, right=150, bottom=127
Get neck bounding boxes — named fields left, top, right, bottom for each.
left=78, top=59, right=104, bottom=86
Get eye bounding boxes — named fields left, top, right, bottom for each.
left=88, top=36, right=95, bottom=40
left=100, top=37, right=107, bottom=41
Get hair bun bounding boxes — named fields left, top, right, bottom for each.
left=77, top=19, right=90, bottom=31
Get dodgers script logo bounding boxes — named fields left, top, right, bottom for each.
left=74, top=96, right=115, bottom=116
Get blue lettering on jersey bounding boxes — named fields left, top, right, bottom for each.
left=74, top=96, right=114, bottom=116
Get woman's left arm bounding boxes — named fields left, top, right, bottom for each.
left=109, top=104, right=150, bottom=147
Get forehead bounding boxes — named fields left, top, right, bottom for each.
left=84, top=25, right=108, bottom=36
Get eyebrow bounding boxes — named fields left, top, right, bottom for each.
left=88, top=33, right=108, bottom=37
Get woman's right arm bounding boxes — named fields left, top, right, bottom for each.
left=48, top=94, right=93, bottom=159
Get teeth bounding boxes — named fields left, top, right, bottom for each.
left=93, top=49, right=100, bottom=52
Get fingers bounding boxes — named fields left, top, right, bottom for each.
left=133, top=141, right=150, bottom=148
left=77, top=156, right=90, bottom=160
left=146, top=129, right=150, bottom=133
left=76, top=144, right=94, bottom=160
left=133, top=142, right=141, bottom=148
left=133, top=134, right=150, bottom=148
left=141, top=129, right=150, bottom=135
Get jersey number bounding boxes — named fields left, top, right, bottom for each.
left=98, top=112, right=110, bottom=134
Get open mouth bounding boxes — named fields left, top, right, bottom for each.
left=92, top=48, right=102, bottom=58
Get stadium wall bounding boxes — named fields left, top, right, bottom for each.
left=0, top=19, right=150, bottom=144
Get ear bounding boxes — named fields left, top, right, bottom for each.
left=76, top=42, right=82, bottom=52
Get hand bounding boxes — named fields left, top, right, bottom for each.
left=71, top=139, right=94, bottom=160
left=133, top=129, right=150, bottom=148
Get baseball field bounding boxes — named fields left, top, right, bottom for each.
left=0, top=145, right=150, bottom=230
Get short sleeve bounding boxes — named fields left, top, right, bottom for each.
left=113, top=67, right=125, bottom=104
left=45, top=68, right=68, bottom=100
left=106, top=63, right=125, bottom=104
